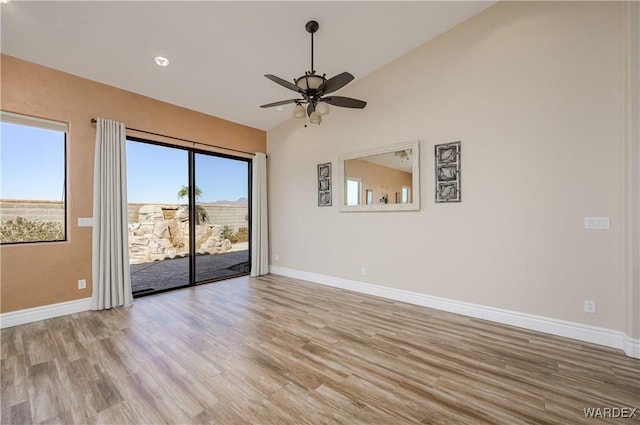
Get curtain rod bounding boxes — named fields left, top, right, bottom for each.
left=90, top=118, right=256, bottom=156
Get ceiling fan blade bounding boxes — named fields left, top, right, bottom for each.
left=307, top=103, right=315, bottom=116
left=260, top=99, right=299, bottom=108
left=317, top=72, right=354, bottom=95
left=323, top=96, right=367, bottom=109
left=265, top=74, right=302, bottom=93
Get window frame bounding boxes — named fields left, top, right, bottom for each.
left=366, top=189, right=373, bottom=205
left=0, top=111, right=68, bottom=245
left=402, top=186, right=411, bottom=204
left=347, top=178, right=362, bottom=206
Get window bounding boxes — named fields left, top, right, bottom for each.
left=347, top=178, right=362, bottom=206
left=402, top=186, right=411, bottom=204
left=1, top=112, right=67, bottom=244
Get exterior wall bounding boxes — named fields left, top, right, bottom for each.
left=0, top=200, right=65, bottom=225
left=0, top=54, right=266, bottom=313
left=0, top=200, right=247, bottom=230
left=268, top=2, right=637, bottom=339
left=127, top=203, right=248, bottom=229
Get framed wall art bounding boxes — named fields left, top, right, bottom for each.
left=435, top=141, right=461, bottom=203
left=317, top=162, right=332, bottom=206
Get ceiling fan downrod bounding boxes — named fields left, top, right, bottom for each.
left=306, top=20, right=319, bottom=75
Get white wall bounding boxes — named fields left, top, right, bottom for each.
left=267, top=2, right=639, bottom=342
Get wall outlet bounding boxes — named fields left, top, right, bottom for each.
left=274, top=254, right=279, bottom=262
left=78, top=279, right=87, bottom=290
left=584, top=299, right=596, bottom=314
left=360, top=266, right=367, bottom=276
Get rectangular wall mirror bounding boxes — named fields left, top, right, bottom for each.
left=339, top=140, right=420, bottom=212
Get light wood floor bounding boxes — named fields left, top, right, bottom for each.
left=2, top=274, right=639, bottom=425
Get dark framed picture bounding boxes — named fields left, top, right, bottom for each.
left=437, top=145, right=458, bottom=163
left=435, top=141, right=461, bottom=203
left=437, top=182, right=459, bottom=202
left=319, top=191, right=331, bottom=206
left=437, top=164, right=457, bottom=182
left=317, top=162, right=332, bottom=206
left=319, top=178, right=330, bottom=191
left=318, top=163, right=330, bottom=178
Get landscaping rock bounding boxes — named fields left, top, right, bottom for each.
left=138, top=205, right=164, bottom=222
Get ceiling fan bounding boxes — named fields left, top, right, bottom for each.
left=260, top=20, right=367, bottom=125
left=394, top=150, right=411, bottom=160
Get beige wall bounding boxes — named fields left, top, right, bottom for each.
left=268, top=2, right=640, bottom=340
left=346, top=159, right=412, bottom=205
left=0, top=54, right=266, bottom=313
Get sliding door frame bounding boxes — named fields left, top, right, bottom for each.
left=127, top=136, right=252, bottom=295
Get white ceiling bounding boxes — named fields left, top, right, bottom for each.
left=362, top=149, right=414, bottom=174
left=1, top=1, right=495, bottom=131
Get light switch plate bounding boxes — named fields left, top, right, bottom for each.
left=584, top=217, right=610, bottom=230
left=78, top=217, right=93, bottom=227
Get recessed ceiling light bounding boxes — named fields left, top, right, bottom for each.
left=275, top=106, right=285, bottom=112
left=154, top=56, right=170, bottom=67
left=0, top=0, right=10, bottom=4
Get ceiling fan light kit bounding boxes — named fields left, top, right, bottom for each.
left=261, top=20, right=366, bottom=126
left=309, top=111, right=322, bottom=124
left=315, top=102, right=329, bottom=116
left=293, top=104, right=307, bottom=118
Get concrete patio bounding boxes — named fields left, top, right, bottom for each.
left=130, top=248, right=249, bottom=295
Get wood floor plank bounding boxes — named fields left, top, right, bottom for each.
left=26, top=360, right=68, bottom=423
left=6, top=400, right=31, bottom=425
left=2, top=274, right=639, bottom=424
left=314, top=382, right=414, bottom=425
left=0, top=327, right=23, bottom=361
left=22, top=329, right=59, bottom=368
left=1, top=354, right=29, bottom=409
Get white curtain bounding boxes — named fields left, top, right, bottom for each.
left=91, top=118, right=132, bottom=310
left=251, top=152, right=269, bottom=276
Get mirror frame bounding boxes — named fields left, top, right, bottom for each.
left=339, top=140, right=420, bottom=212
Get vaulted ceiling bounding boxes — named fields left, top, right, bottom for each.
left=1, top=1, right=495, bottom=131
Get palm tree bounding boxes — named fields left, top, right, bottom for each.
left=177, top=185, right=208, bottom=224
left=177, top=185, right=202, bottom=199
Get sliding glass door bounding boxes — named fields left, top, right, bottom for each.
left=126, top=138, right=250, bottom=296
left=127, top=141, right=190, bottom=296
left=194, top=153, right=250, bottom=283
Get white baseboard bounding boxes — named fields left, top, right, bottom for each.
left=269, top=266, right=640, bottom=359
left=3, top=270, right=638, bottom=360
left=0, top=297, right=91, bottom=329
left=624, top=335, right=640, bottom=358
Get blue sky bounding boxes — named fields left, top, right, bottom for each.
left=127, top=140, right=249, bottom=204
left=1, top=122, right=66, bottom=201
left=0, top=122, right=249, bottom=204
